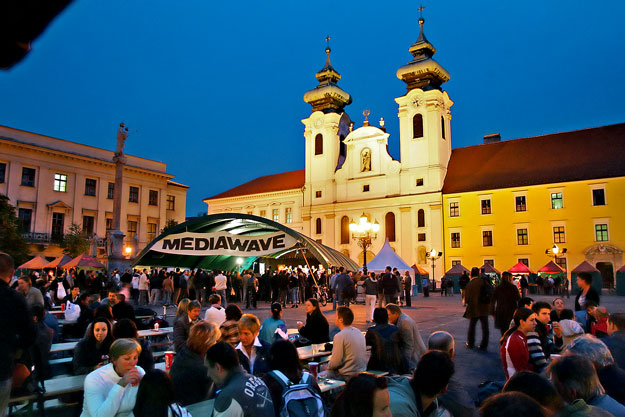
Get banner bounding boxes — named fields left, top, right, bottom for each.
left=150, top=231, right=298, bottom=257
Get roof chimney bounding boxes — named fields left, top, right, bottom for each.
left=483, top=133, right=501, bottom=144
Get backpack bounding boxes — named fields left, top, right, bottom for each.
left=268, top=370, right=325, bottom=417
left=479, top=277, right=493, bottom=305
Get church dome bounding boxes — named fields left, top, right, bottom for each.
left=304, top=41, right=352, bottom=113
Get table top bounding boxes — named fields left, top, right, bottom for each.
left=50, top=341, right=78, bottom=353
left=318, top=378, right=345, bottom=393
left=186, top=399, right=214, bottom=416
left=297, top=344, right=332, bottom=360
left=137, top=327, right=173, bottom=338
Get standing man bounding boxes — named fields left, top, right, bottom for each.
left=335, top=267, right=353, bottom=307
left=0, top=253, right=36, bottom=417
left=382, top=266, right=400, bottom=305
left=214, top=270, right=228, bottom=307
left=363, top=272, right=379, bottom=323
left=463, top=267, right=490, bottom=351
left=138, top=269, right=149, bottom=306
left=386, top=303, right=426, bottom=371
left=459, top=271, right=470, bottom=305
left=403, top=271, right=412, bottom=308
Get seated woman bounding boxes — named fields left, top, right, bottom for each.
left=500, top=308, right=537, bottom=379
left=133, top=369, right=191, bottom=417
left=113, top=319, right=154, bottom=371
left=73, top=317, right=114, bottom=375
left=259, top=303, right=287, bottom=345
left=296, top=298, right=330, bottom=345
left=331, top=372, right=391, bottom=417
left=262, top=340, right=322, bottom=417
left=236, top=314, right=271, bottom=376
left=170, top=321, right=221, bottom=406
left=365, top=308, right=407, bottom=375
left=82, top=338, right=145, bottom=417
left=176, top=298, right=190, bottom=320
left=219, top=304, right=243, bottom=347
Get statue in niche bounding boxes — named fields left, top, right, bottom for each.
left=418, top=246, right=427, bottom=264
left=361, top=148, right=371, bottom=172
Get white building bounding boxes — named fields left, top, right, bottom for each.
left=0, top=125, right=188, bottom=262
left=205, top=17, right=452, bottom=277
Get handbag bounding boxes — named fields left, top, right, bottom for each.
left=64, top=301, right=80, bottom=321
left=56, top=284, right=67, bottom=300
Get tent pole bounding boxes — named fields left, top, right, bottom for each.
left=299, top=244, right=319, bottom=288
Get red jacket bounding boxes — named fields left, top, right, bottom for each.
left=500, top=330, right=533, bottom=379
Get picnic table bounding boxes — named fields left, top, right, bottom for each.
left=50, top=342, right=78, bottom=354
left=137, top=327, right=173, bottom=338
left=297, top=344, right=332, bottom=361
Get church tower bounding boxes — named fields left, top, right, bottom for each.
left=302, top=40, right=352, bottom=211
left=395, top=13, right=453, bottom=194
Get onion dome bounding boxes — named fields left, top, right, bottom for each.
left=304, top=39, right=352, bottom=113
left=397, top=15, right=450, bottom=91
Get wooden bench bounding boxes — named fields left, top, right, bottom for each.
left=49, top=357, right=72, bottom=366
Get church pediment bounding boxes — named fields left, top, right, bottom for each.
left=583, top=243, right=623, bottom=256
left=46, top=200, right=72, bottom=210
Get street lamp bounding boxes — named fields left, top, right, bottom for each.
left=349, top=213, right=380, bottom=274
left=124, top=246, right=132, bottom=258
left=426, top=248, right=442, bottom=288
left=545, top=244, right=567, bottom=268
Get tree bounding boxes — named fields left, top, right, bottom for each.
left=0, top=195, right=31, bottom=266
left=161, top=218, right=178, bottom=234
left=61, top=223, right=90, bottom=257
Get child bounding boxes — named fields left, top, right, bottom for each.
left=559, top=309, right=584, bottom=346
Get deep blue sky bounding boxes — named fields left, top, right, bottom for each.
left=2, top=1, right=624, bottom=217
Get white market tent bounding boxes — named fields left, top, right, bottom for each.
left=359, top=238, right=413, bottom=275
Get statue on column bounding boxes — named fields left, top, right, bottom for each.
left=115, top=123, right=128, bottom=157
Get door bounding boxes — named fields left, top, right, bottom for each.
left=596, top=262, right=614, bottom=289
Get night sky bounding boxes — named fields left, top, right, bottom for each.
left=2, top=1, right=624, bottom=217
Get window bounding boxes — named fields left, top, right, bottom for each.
left=272, top=209, right=279, bottom=222
left=21, top=167, right=36, bottom=187
left=413, top=114, right=423, bottom=138
left=53, top=173, right=67, bottom=192
left=147, top=223, right=157, bottom=242
left=18, top=208, right=32, bottom=232
left=484, top=259, right=495, bottom=267
left=441, top=116, right=446, bottom=139
left=106, top=218, right=113, bottom=231
left=339, top=134, right=346, bottom=158
left=482, top=230, right=493, bottom=246
left=515, top=196, right=527, bottom=212
left=85, top=179, right=97, bottom=196
left=451, top=260, right=461, bottom=267
left=0, top=163, right=6, bottom=183
left=592, top=189, right=606, bottom=206
left=518, top=258, right=529, bottom=267
left=315, top=218, right=322, bottom=234
left=166, top=195, right=175, bottom=210
left=149, top=190, right=158, bottom=206
left=259, top=210, right=266, bottom=218
left=83, top=216, right=95, bottom=236
left=127, top=221, right=137, bottom=237
left=315, top=191, right=322, bottom=198
left=51, top=212, right=64, bottom=241
left=314, top=134, right=323, bottom=155
left=555, top=257, right=567, bottom=272
left=451, top=232, right=461, bottom=248
left=517, top=228, right=528, bottom=245
left=418, top=233, right=426, bottom=241
left=595, top=224, right=608, bottom=242
left=285, top=208, right=292, bottom=224
left=417, top=209, right=425, bottom=228
left=247, top=211, right=253, bottom=215
left=553, top=226, right=566, bottom=243
left=340, top=216, right=350, bottom=244
left=108, top=182, right=115, bottom=199
left=363, top=185, right=370, bottom=192
left=551, top=192, right=563, bottom=209
left=449, top=202, right=459, bottom=217
left=416, top=178, right=424, bottom=186
left=129, top=186, right=139, bottom=203
left=385, top=212, right=396, bottom=242
left=481, top=199, right=491, bottom=215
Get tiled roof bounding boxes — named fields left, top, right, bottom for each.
left=443, top=123, right=625, bottom=194
left=205, top=169, right=305, bottom=200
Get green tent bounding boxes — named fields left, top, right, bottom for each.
left=570, top=261, right=602, bottom=294
left=616, top=264, right=625, bottom=296
left=444, top=263, right=470, bottom=294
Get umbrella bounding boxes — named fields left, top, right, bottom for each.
left=18, top=255, right=49, bottom=270
left=538, top=261, right=564, bottom=273
left=44, top=254, right=73, bottom=269
left=63, top=253, right=105, bottom=269
left=508, top=262, right=533, bottom=274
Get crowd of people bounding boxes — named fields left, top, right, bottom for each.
left=2, top=250, right=625, bottom=417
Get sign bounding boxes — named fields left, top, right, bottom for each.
left=150, top=231, right=297, bottom=257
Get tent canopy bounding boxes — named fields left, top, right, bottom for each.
left=44, top=254, right=73, bottom=269
left=538, top=260, right=564, bottom=273
left=445, top=263, right=470, bottom=275
left=63, top=253, right=106, bottom=269
left=133, top=213, right=359, bottom=271
left=571, top=261, right=600, bottom=274
left=18, top=255, right=49, bottom=270
left=618, top=264, right=625, bottom=273
left=509, top=262, right=534, bottom=274
left=481, top=263, right=501, bottom=275
left=360, top=239, right=412, bottom=274
left=411, top=264, right=429, bottom=276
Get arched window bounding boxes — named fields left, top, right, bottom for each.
left=413, top=114, right=423, bottom=138
left=441, top=116, right=446, bottom=140
left=340, top=216, right=350, bottom=244
left=339, top=134, right=346, bottom=158
left=418, top=209, right=425, bottom=228
left=315, top=218, right=322, bottom=235
left=385, top=212, right=396, bottom=242
left=314, top=134, right=323, bottom=155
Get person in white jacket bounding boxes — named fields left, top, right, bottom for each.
left=82, top=338, right=145, bottom=417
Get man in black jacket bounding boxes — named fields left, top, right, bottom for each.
left=0, top=253, right=37, bottom=416
left=112, top=293, right=136, bottom=322
left=382, top=266, right=400, bottom=305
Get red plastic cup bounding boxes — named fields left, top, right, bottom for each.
left=165, top=351, right=175, bottom=371
left=309, top=362, right=319, bottom=380
left=60, top=303, right=65, bottom=312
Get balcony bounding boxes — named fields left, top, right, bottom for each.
left=22, top=232, right=64, bottom=244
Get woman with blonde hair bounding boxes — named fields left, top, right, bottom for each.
left=170, top=321, right=221, bottom=405
left=175, top=298, right=190, bottom=319
left=82, top=338, right=145, bottom=417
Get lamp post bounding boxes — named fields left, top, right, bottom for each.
left=426, top=248, right=442, bottom=288
left=545, top=244, right=567, bottom=266
left=349, top=213, right=380, bottom=274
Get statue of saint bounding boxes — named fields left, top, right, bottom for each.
left=116, top=123, right=128, bottom=155
left=361, top=148, right=371, bottom=172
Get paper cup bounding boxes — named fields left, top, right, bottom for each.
left=165, top=351, right=175, bottom=371
left=154, top=322, right=160, bottom=331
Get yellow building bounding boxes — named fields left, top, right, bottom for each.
left=442, top=124, right=625, bottom=288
